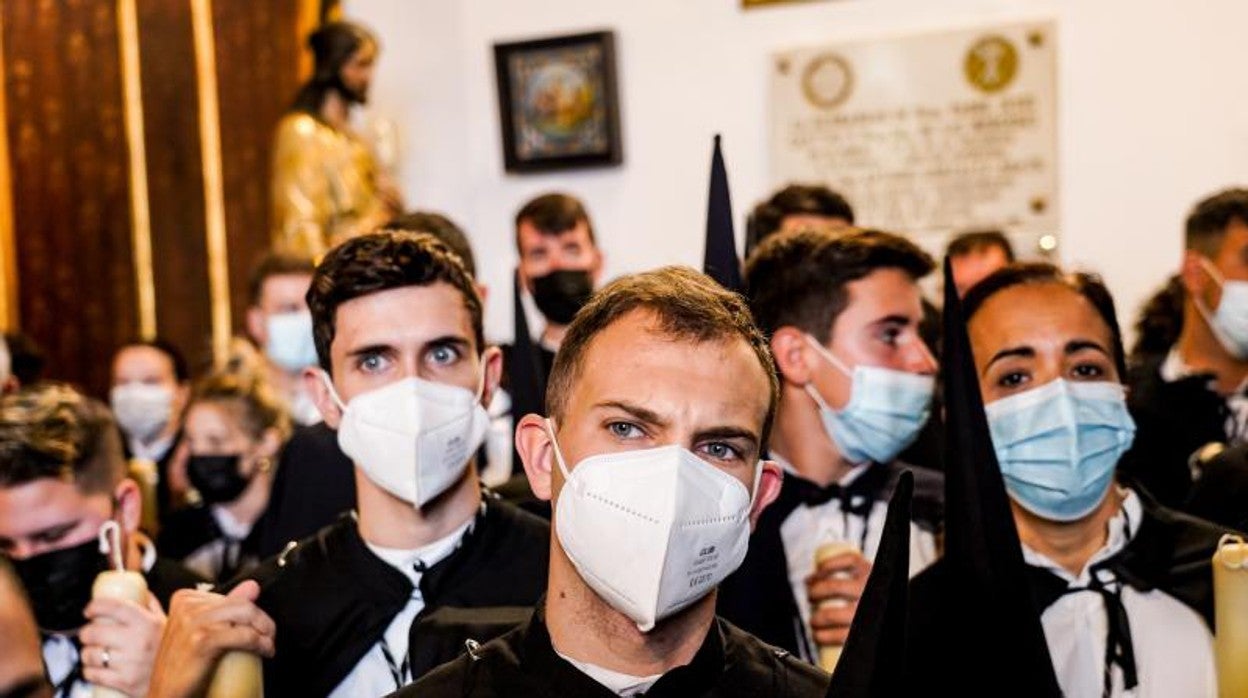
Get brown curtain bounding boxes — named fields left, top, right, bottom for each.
left=1, top=0, right=310, bottom=397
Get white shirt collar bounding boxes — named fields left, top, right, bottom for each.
left=364, top=517, right=474, bottom=588
left=210, top=505, right=254, bottom=540
left=556, top=652, right=663, bottom=697
left=128, top=431, right=176, bottom=462
left=1021, top=488, right=1143, bottom=585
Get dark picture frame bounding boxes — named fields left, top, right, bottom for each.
left=493, top=31, right=623, bottom=173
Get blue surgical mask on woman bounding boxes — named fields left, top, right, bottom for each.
left=803, top=334, right=935, bottom=465
left=985, top=378, right=1136, bottom=522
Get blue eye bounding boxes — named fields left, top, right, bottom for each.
left=429, top=344, right=461, bottom=366
left=702, top=442, right=742, bottom=461
left=608, top=422, right=643, bottom=439
left=357, top=353, right=389, bottom=374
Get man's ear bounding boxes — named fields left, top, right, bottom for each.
left=475, top=283, right=489, bottom=305
left=303, top=366, right=344, bottom=429
left=515, top=414, right=556, bottom=502
left=771, top=326, right=816, bottom=388
left=479, top=346, right=504, bottom=409
left=1180, top=249, right=1211, bottom=297
left=748, top=460, right=784, bottom=530
left=114, top=478, right=143, bottom=535
left=246, top=307, right=267, bottom=347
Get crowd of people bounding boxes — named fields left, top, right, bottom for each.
left=1, top=17, right=1245, bottom=698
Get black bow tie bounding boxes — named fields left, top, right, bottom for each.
left=789, top=463, right=891, bottom=519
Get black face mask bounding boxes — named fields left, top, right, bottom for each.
left=187, top=455, right=250, bottom=505
left=10, top=537, right=109, bottom=632
left=531, top=269, right=594, bottom=325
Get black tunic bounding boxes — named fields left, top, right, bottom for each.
left=1184, top=441, right=1248, bottom=533
left=394, top=602, right=830, bottom=697
left=717, top=461, right=942, bottom=657
left=252, top=422, right=355, bottom=558
left=237, top=494, right=549, bottom=696
left=1121, top=353, right=1231, bottom=507
left=145, top=555, right=206, bottom=609
left=157, top=504, right=263, bottom=582
left=906, top=489, right=1232, bottom=693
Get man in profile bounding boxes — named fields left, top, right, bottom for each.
left=272, top=20, right=402, bottom=257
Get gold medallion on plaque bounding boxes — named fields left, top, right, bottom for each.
left=801, top=53, right=853, bottom=109
left=964, top=35, right=1018, bottom=93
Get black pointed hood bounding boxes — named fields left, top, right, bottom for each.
left=702, top=134, right=743, bottom=292
left=827, top=470, right=914, bottom=697
left=938, top=255, right=1061, bottom=695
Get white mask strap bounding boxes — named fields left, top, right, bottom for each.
left=1199, top=256, right=1226, bottom=287
left=803, top=334, right=853, bottom=378
left=544, top=417, right=573, bottom=480
left=747, top=460, right=765, bottom=508
left=318, top=369, right=347, bottom=411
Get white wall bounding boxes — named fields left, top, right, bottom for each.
left=353, top=0, right=1248, bottom=344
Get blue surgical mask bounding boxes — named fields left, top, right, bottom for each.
left=1195, top=258, right=1248, bottom=359
left=804, top=334, right=935, bottom=465
left=265, top=311, right=318, bottom=372
left=985, top=379, right=1136, bottom=522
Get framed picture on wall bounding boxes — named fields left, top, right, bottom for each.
left=493, top=31, right=623, bottom=173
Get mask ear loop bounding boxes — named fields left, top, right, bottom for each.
left=543, top=417, right=573, bottom=482
left=1190, top=258, right=1240, bottom=351
left=318, top=369, right=347, bottom=411
left=803, top=333, right=853, bottom=377
left=746, top=459, right=765, bottom=509
left=98, top=520, right=125, bottom=572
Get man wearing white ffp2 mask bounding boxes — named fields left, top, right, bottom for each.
left=718, top=229, right=945, bottom=665
left=242, top=232, right=550, bottom=697
left=397, top=267, right=829, bottom=697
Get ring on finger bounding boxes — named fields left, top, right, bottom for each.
left=100, top=647, right=112, bottom=669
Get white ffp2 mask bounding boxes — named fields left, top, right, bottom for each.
left=548, top=420, right=760, bottom=632
left=110, top=382, right=174, bottom=443
left=325, top=373, right=490, bottom=508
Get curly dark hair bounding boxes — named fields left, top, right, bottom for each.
left=307, top=231, right=483, bottom=374
left=1129, top=275, right=1185, bottom=363
left=382, top=211, right=477, bottom=277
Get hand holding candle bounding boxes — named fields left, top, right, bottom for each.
left=84, top=521, right=164, bottom=698
left=808, top=542, right=870, bottom=672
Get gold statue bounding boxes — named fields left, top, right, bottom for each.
left=271, top=22, right=401, bottom=257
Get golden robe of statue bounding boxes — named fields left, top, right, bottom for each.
left=270, top=112, right=393, bottom=258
